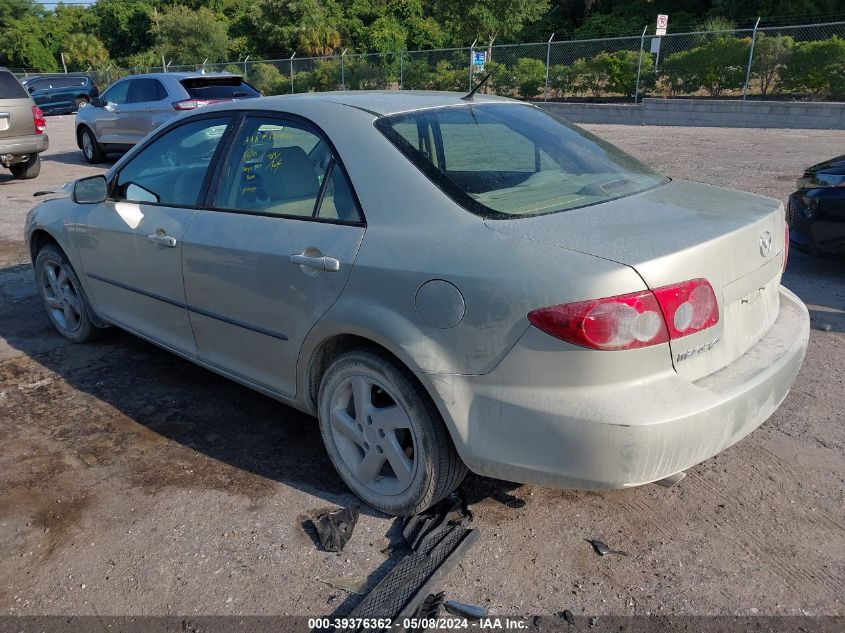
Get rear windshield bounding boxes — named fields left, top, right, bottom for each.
left=375, top=103, right=668, bottom=219
left=180, top=76, right=260, bottom=100
left=0, top=71, right=28, bottom=99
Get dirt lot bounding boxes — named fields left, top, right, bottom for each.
left=0, top=115, right=843, bottom=620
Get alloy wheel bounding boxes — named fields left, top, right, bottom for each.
left=328, top=374, right=417, bottom=496
left=82, top=132, right=94, bottom=160
left=40, top=258, right=83, bottom=334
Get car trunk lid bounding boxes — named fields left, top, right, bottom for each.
left=485, top=180, right=786, bottom=381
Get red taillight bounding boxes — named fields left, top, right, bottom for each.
left=172, top=98, right=227, bottom=111
left=528, top=279, right=719, bottom=351
left=783, top=224, right=789, bottom=272
left=32, top=106, right=46, bottom=134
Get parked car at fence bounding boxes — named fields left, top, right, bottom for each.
left=0, top=67, right=48, bottom=179
left=75, top=72, right=260, bottom=164
left=27, top=92, right=809, bottom=515
left=787, top=154, right=845, bottom=257
left=20, top=74, right=98, bottom=114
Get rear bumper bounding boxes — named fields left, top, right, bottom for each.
left=423, top=286, right=809, bottom=489
left=0, top=134, right=49, bottom=159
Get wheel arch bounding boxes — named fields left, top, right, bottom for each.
left=28, top=228, right=63, bottom=264
left=304, top=333, right=422, bottom=415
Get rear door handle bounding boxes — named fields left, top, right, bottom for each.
left=290, top=254, right=340, bottom=272
left=148, top=233, right=177, bottom=248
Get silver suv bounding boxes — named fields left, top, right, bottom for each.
left=0, top=68, right=48, bottom=179
left=75, top=72, right=259, bottom=164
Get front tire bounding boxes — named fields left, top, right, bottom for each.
left=80, top=126, right=105, bottom=164
left=9, top=153, right=40, bottom=179
left=318, top=350, right=467, bottom=516
left=35, top=244, right=103, bottom=343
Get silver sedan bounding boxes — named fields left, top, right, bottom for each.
left=26, top=92, right=810, bottom=515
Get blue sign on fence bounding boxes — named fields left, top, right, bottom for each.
left=472, top=51, right=487, bottom=66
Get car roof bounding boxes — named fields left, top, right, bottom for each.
left=226, top=90, right=518, bottom=117
left=125, top=72, right=243, bottom=81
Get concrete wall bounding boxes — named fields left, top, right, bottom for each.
left=537, top=99, right=845, bottom=129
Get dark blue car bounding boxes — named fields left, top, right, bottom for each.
left=20, top=74, right=99, bottom=114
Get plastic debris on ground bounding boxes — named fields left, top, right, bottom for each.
left=324, top=493, right=479, bottom=632
left=443, top=599, right=487, bottom=620
left=585, top=538, right=628, bottom=557
left=310, top=506, right=360, bottom=553
left=319, top=576, right=369, bottom=595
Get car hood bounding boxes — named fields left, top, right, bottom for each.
left=805, top=154, right=845, bottom=175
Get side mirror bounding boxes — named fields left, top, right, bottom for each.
left=73, top=175, right=108, bottom=204
left=90, top=96, right=103, bottom=107
left=27, top=86, right=35, bottom=94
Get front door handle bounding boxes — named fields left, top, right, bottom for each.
left=148, top=233, right=177, bottom=248
left=290, top=253, right=340, bottom=272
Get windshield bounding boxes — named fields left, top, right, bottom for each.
left=180, top=77, right=260, bottom=99
left=375, top=103, right=668, bottom=219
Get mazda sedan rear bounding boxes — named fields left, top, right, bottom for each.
left=26, top=92, right=809, bottom=515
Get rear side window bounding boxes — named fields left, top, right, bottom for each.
left=180, top=77, right=259, bottom=100
left=212, top=116, right=361, bottom=222
left=0, top=71, right=28, bottom=99
left=128, top=78, right=167, bottom=103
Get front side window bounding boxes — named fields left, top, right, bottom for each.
left=103, top=80, right=130, bottom=105
left=376, top=104, right=668, bottom=218
left=115, top=117, right=229, bottom=207
left=213, top=116, right=361, bottom=222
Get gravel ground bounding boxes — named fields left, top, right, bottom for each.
left=0, top=115, right=842, bottom=620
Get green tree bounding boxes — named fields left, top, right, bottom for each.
left=435, top=0, right=548, bottom=61
left=298, top=1, right=342, bottom=55
left=153, top=5, right=230, bottom=64
left=63, top=33, right=110, bottom=70
left=0, top=14, right=57, bottom=70
left=90, top=0, right=154, bottom=61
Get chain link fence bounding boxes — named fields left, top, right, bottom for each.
left=11, top=20, right=845, bottom=102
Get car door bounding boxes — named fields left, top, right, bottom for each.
left=75, top=114, right=233, bottom=356
left=181, top=113, right=366, bottom=396
left=25, top=78, right=52, bottom=110
left=95, top=79, right=132, bottom=144
left=124, top=78, right=170, bottom=143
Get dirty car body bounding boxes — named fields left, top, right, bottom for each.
left=26, top=92, right=809, bottom=514
left=788, top=154, right=845, bottom=257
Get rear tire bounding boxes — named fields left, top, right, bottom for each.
left=35, top=244, right=104, bottom=343
left=80, top=126, right=105, bottom=164
left=9, top=154, right=40, bottom=179
left=74, top=96, right=90, bottom=111
left=318, top=349, right=467, bottom=516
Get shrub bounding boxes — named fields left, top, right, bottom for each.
left=312, top=59, right=341, bottom=91
left=249, top=63, right=284, bottom=95
left=512, top=57, right=546, bottom=99
left=573, top=50, right=655, bottom=98
left=659, top=36, right=749, bottom=97
left=486, top=60, right=515, bottom=96
left=402, top=57, right=434, bottom=89
left=345, top=58, right=388, bottom=90
left=780, top=36, right=845, bottom=99
left=548, top=64, right=576, bottom=98
left=430, top=58, right=465, bottom=91
left=752, top=34, right=794, bottom=96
